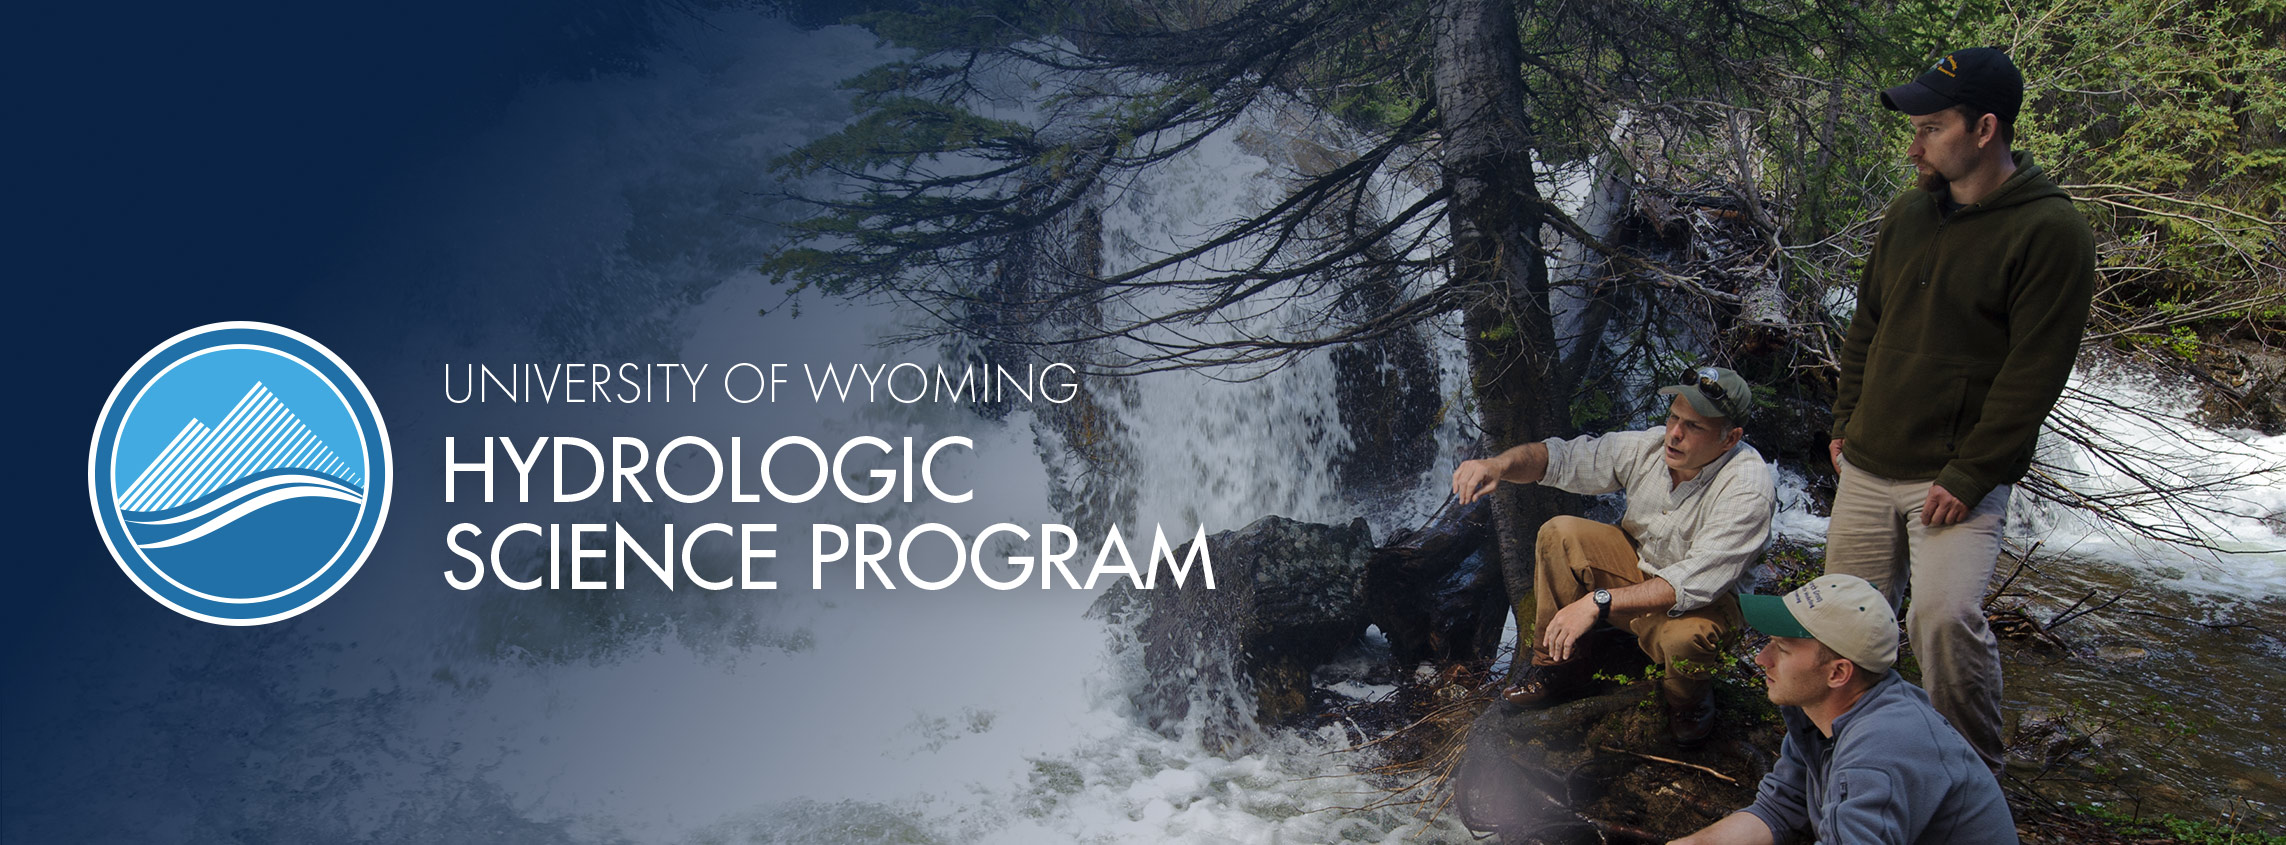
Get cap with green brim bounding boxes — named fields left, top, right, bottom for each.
left=1738, top=593, right=1813, bottom=639
left=1658, top=366, right=1753, bottom=422
left=1739, top=574, right=1899, bottom=674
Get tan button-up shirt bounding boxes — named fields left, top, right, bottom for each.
left=1540, top=428, right=1777, bottom=614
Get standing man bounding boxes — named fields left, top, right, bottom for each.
left=1827, top=46, right=2097, bottom=773
left=1670, top=574, right=2019, bottom=845
left=1453, top=367, right=1775, bottom=747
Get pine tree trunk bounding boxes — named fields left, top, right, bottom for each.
left=1432, top=0, right=1567, bottom=632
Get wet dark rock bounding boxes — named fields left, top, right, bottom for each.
left=1033, top=374, right=1141, bottom=535
left=1090, top=515, right=1375, bottom=750
left=1362, top=498, right=1508, bottom=668
left=1751, top=394, right=1840, bottom=494
left=1330, top=332, right=1443, bottom=496
left=2194, top=340, right=2286, bottom=435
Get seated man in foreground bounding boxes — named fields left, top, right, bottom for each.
left=1673, top=574, right=2018, bottom=844
left=1451, top=367, right=1774, bottom=746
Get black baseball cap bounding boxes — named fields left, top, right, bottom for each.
left=1880, top=46, right=2023, bottom=125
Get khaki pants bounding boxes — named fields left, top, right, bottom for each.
left=1825, top=454, right=2010, bottom=773
left=1530, top=516, right=1740, bottom=701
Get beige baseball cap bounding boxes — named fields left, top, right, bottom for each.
left=1739, top=574, right=1899, bottom=674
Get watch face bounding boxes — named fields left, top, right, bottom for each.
left=1594, top=589, right=1611, bottom=604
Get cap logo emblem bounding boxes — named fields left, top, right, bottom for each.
left=1794, top=583, right=1825, bottom=609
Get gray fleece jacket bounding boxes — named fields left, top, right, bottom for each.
left=1742, top=671, right=2018, bottom=844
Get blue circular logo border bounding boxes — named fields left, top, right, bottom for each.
left=88, top=322, right=392, bottom=625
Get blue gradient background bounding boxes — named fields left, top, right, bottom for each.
left=15, top=5, right=650, bottom=636
left=18, top=3, right=529, bottom=630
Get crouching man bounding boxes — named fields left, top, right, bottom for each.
left=1451, top=367, right=1774, bottom=746
left=1672, top=574, right=2018, bottom=844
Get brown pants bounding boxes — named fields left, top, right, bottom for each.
left=1529, top=516, right=1740, bottom=700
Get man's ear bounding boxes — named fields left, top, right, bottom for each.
left=1724, top=427, right=1744, bottom=450
left=1826, top=657, right=1855, bottom=691
left=1976, top=112, right=1999, bottom=148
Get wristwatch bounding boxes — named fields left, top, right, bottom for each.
left=1592, top=589, right=1612, bottom=623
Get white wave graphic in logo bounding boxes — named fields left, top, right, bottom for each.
left=127, top=473, right=364, bottom=550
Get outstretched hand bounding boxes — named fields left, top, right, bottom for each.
left=1452, top=458, right=1503, bottom=505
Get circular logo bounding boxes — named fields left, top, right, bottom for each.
left=88, top=323, right=392, bottom=625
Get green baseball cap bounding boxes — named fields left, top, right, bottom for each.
left=1658, top=366, right=1752, bottom=422
left=1739, top=574, right=1899, bottom=674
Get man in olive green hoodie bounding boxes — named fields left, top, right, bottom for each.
left=1826, top=46, right=2095, bottom=774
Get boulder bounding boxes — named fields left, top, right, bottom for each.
left=1091, top=515, right=1376, bottom=750
left=1362, top=497, right=1509, bottom=669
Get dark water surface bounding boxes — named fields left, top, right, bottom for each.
left=1993, top=552, right=2286, bottom=831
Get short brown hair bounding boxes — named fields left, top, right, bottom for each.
left=1948, top=103, right=2015, bottom=147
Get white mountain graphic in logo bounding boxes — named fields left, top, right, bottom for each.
left=115, top=384, right=366, bottom=556
left=117, top=383, right=363, bottom=510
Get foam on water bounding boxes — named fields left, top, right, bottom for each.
left=2013, top=365, right=2286, bottom=596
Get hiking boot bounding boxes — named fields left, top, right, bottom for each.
left=1665, top=686, right=1717, bottom=748
left=1502, top=661, right=1590, bottom=707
